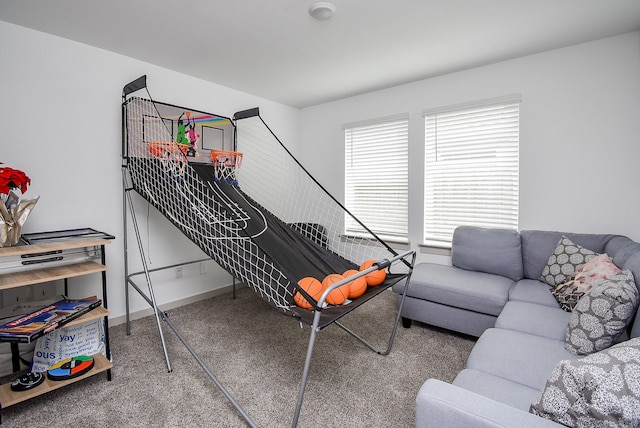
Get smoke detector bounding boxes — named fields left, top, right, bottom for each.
left=309, top=2, right=336, bottom=20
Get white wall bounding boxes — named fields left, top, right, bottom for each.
left=0, top=21, right=301, bottom=322
left=300, top=31, right=640, bottom=264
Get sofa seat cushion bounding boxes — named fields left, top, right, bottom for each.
left=466, top=328, right=580, bottom=390
left=495, top=301, right=571, bottom=341
left=416, top=379, right=562, bottom=428
left=399, top=296, right=497, bottom=337
left=453, top=368, right=541, bottom=411
left=509, top=279, right=560, bottom=307
left=403, top=263, right=514, bottom=316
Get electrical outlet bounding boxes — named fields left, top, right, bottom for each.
left=175, top=267, right=183, bottom=279
left=3, top=288, right=29, bottom=304
left=31, top=283, right=57, bottom=300
left=200, top=262, right=207, bottom=275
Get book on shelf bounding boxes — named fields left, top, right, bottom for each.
left=0, top=296, right=101, bottom=343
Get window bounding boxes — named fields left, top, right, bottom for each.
left=423, top=97, right=520, bottom=246
left=344, top=115, right=409, bottom=242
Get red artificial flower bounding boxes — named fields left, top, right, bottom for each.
left=0, top=166, right=31, bottom=195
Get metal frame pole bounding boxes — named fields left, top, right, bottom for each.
left=335, top=251, right=416, bottom=356
left=124, top=186, right=173, bottom=372
left=123, top=171, right=132, bottom=335
left=291, top=250, right=415, bottom=427
left=292, top=310, right=322, bottom=428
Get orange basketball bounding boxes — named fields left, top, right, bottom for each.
left=294, top=277, right=325, bottom=309
left=360, top=259, right=386, bottom=286
left=343, top=269, right=368, bottom=299
left=322, top=274, right=349, bottom=305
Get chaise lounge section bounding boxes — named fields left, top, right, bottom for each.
left=393, top=226, right=640, bottom=427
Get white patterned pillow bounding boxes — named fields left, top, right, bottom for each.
left=540, top=236, right=598, bottom=288
left=552, top=254, right=622, bottom=312
left=565, top=270, right=639, bottom=355
left=530, top=338, right=640, bottom=427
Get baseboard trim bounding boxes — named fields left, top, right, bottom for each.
left=109, top=284, right=239, bottom=326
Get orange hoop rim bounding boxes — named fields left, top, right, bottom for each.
left=210, top=149, right=243, bottom=165
left=149, top=141, right=177, bottom=150
left=149, top=141, right=188, bottom=156
left=210, top=149, right=243, bottom=157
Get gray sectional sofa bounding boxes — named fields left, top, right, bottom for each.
left=392, top=226, right=640, bottom=427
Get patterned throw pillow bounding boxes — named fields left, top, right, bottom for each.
left=530, top=337, right=640, bottom=427
left=565, top=270, right=639, bottom=355
left=540, top=236, right=598, bottom=288
left=552, top=254, right=622, bottom=312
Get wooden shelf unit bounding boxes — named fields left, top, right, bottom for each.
left=0, top=354, right=112, bottom=407
left=0, top=236, right=112, bottom=410
left=0, top=261, right=107, bottom=290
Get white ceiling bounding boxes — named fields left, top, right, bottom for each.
left=2, top=0, right=640, bottom=108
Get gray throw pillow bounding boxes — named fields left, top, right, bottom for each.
left=530, top=337, right=640, bottom=427
left=565, top=270, right=639, bottom=355
left=539, top=236, right=598, bottom=288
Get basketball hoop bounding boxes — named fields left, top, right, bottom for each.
left=211, top=149, right=243, bottom=184
left=148, top=142, right=189, bottom=157
left=148, top=141, right=188, bottom=179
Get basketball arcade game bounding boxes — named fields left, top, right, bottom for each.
left=121, top=76, right=415, bottom=427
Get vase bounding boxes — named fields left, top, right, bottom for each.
left=0, top=192, right=40, bottom=247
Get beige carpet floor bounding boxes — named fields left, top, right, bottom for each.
left=0, top=287, right=476, bottom=427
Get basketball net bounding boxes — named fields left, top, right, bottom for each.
left=211, top=149, right=243, bottom=185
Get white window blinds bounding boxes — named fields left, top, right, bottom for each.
left=344, top=115, right=409, bottom=242
left=424, top=98, right=520, bottom=245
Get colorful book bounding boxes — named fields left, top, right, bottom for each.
left=0, top=296, right=101, bottom=343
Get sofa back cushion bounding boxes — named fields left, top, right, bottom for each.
left=520, top=230, right=616, bottom=280
left=611, top=240, right=640, bottom=269
left=621, top=252, right=640, bottom=339
left=451, top=226, right=523, bottom=281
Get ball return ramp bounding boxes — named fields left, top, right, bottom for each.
left=121, top=76, right=415, bottom=427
